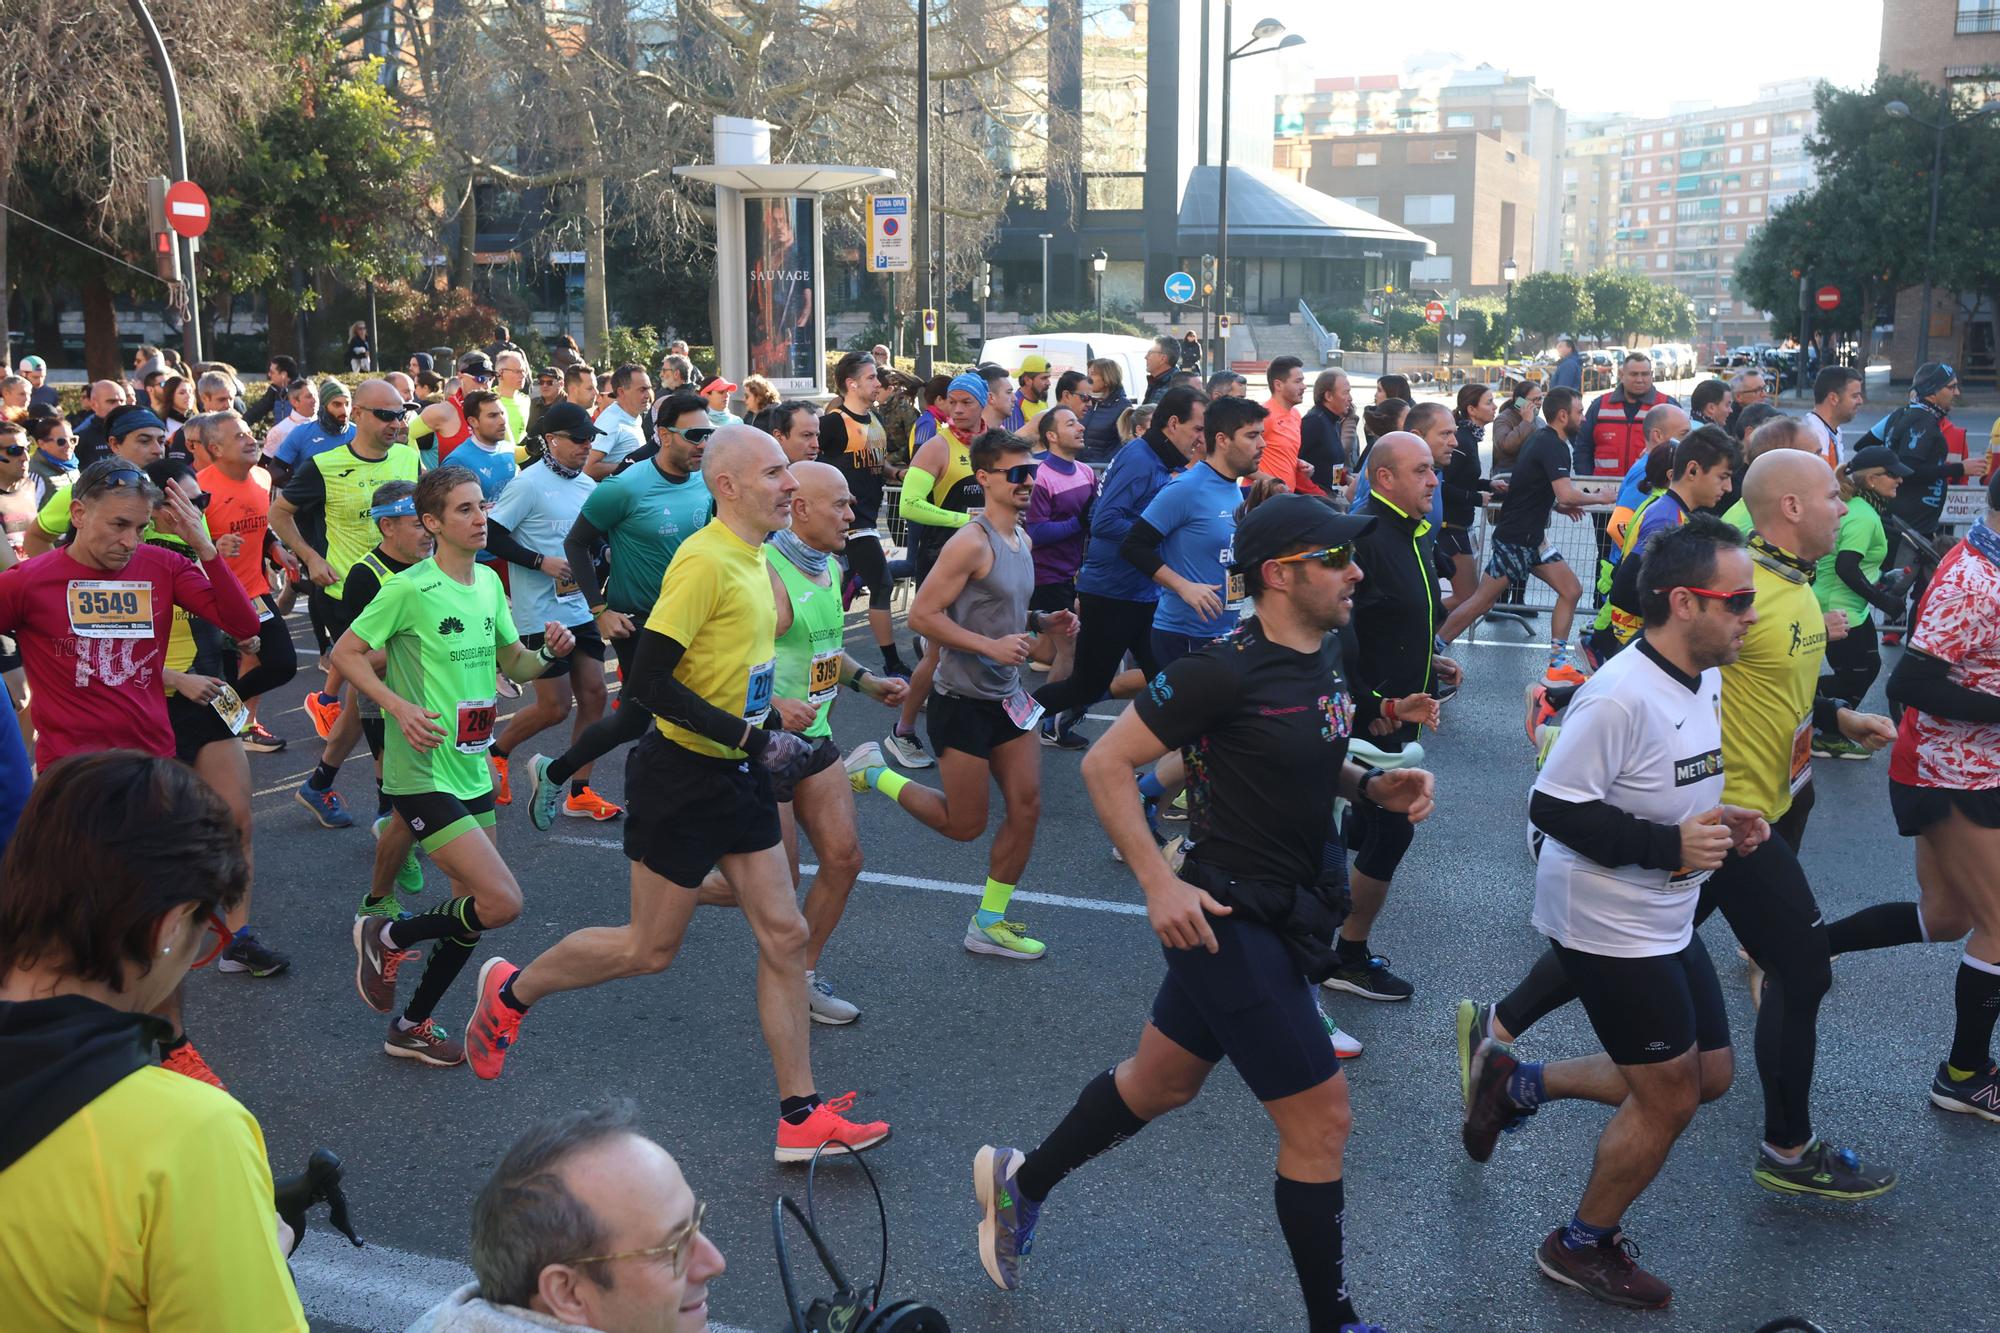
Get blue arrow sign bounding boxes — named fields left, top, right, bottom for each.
left=1163, top=271, right=1196, bottom=305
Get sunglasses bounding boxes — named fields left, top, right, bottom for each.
left=1676, top=585, right=1757, bottom=614
left=563, top=1199, right=706, bottom=1277
left=190, top=909, right=233, bottom=970
left=0, top=443, right=26, bottom=459
left=674, top=426, right=716, bottom=443
left=465, top=372, right=495, bottom=384
left=78, top=464, right=148, bottom=498
left=1272, top=544, right=1354, bottom=570
left=364, top=404, right=419, bottom=423
left=983, top=462, right=1039, bottom=485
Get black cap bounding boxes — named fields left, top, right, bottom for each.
left=457, top=351, right=495, bottom=377
left=1229, top=494, right=1376, bottom=571
left=1912, top=362, right=1958, bottom=399
left=536, top=401, right=604, bottom=442
left=1845, top=444, right=1913, bottom=478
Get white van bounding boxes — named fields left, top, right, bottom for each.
left=976, top=333, right=1158, bottom=402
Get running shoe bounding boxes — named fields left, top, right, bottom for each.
left=1809, top=734, right=1873, bottom=761
left=1523, top=682, right=1555, bottom=747
left=1535, top=1228, right=1671, bottom=1309
left=563, top=787, right=624, bottom=820
left=974, top=1144, right=1041, bottom=1291
left=1456, top=999, right=1497, bottom=1106
left=491, top=754, right=512, bottom=805
left=1752, top=1140, right=1897, bottom=1200
left=465, top=957, right=525, bottom=1080
left=351, top=916, right=416, bottom=1013
left=1462, top=1037, right=1530, bottom=1163
left=884, top=728, right=934, bottom=769
left=844, top=741, right=887, bottom=793
left=161, top=1040, right=226, bottom=1089
left=372, top=814, right=423, bottom=895
left=1321, top=953, right=1415, bottom=1002
left=964, top=913, right=1047, bottom=960
left=1930, top=1061, right=2000, bottom=1123
left=807, top=971, right=860, bottom=1025
left=217, top=931, right=291, bottom=978
left=384, top=1017, right=466, bottom=1067
left=774, top=1092, right=890, bottom=1163
left=241, top=722, right=287, bottom=754
left=525, top=754, right=564, bottom=831
left=496, top=672, right=522, bottom=701
left=1159, top=789, right=1189, bottom=822
left=296, top=779, right=354, bottom=829
left=304, top=689, right=342, bottom=739
left=1542, top=646, right=1589, bottom=687
left=1037, top=708, right=1087, bottom=750
left=1316, top=999, right=1363, bottom=1058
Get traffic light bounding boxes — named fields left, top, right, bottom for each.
left=1200, top=254, right=1216, bottom=297
left=981, top=261, right=992, bottom=302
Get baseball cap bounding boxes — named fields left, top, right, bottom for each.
left=699, top=377, right=738, bottom=396
left=1844, top=444, right=1913, bottom=478
left=536, top=401, right=605, bottom=442
left=1229, top=494, right=1376, bottom=571
left=19, top=355, right=45, bottom=372
left=1913, top=362, right=1958, bottom=399
left=457, top=351, right=496, bottom=378
left=1018, top=353, right=1050, bottom=377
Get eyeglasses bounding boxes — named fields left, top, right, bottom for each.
left=189, top=910, right=233, bottom=970
left=1272, top=544, right=1354, bottom=570
left=1674, top=585, right=1757, bottom=614
left=983, top=462, right=1039, bottom=485
left=563, top=1199, right=706, bottom=1277
left=364, top=405, right=417, bottom=423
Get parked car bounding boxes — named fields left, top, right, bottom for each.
left=976, top=333, right=1155, bottom=402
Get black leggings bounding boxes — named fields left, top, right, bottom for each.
left=549, top=629, right=652, bottom=784
left=1822, top=617, right=1882, bottom=710
left=1499, top=807, right=1829, bottom=1147
left=843, top=533, right=894, bottom=612
left=225, top=596, right=300, bottom=703
left=1033, top=592, right=1161, bottom=717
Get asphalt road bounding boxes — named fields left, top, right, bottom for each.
left=186, top=582, right=1996, bottom=1333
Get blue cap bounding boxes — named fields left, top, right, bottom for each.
left=107, top=406, right=168, bottom=437
left=947, top=371, right=989, bottom=408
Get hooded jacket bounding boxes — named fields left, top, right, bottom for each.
left=407, top=1284, right=606, bottom=1333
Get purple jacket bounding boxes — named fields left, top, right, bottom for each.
left=1024, top=451, right=1096, bottom=586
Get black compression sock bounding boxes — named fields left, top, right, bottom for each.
left=545, top=755, right=577, bottom=786
left=780, top=1093, right=822, bottom=1126
left=375, top=780, right=391, bottom=818
left=403, top=936, right=477, bottom=1025
left=1950, top=957, right=2000, bottom=1073
left=310, top=762, right=339, bottom=790
left=361, top=894, right=391, bottom=913
left=386, top=897, right=490, bottom=950
left=491, top=745, right=510, bottom=761
left=1015, top=1068, right=1148, bottom=1203
left=1333, top=935, right=1369, bottom=965
left=1826, top=903, right=1924, bottom=956
left=882, top=643, right=905, bottom=673
left=570, top=779, right=587, bottom=797
left=1274, top=1175, right=1360, bottom=1332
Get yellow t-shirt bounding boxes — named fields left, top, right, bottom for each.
left=0, top=1066, right=307, bottom=1331
left=1720, top=545, right=1826, bottom=820
left=644, top=518, right=777, bottom=759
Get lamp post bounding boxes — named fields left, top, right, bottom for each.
left=1501, top=257, right=1518, bottom=360
left=1708, top=304, right=1720, bottom=362
left=914, top=0, right=931, bottom=378
left=1091, top=247, right=1109, bottom=333
left=1886, top=92, right=2000, bottom=368
left=1038, top=232, right=1054, bottom=322
left=1213, top=7, right=1305, bottom=372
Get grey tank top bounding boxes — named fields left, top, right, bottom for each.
left=936, top=513, right=1035, bottom=701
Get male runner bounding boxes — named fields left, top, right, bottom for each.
left=1463, top=517, right=1760, bottom=1310
left=820, top=351, right=906, bottom=677
left=1023, top=402, right=1093, bottom=728
left=450, top=390, right=521, bottom=510
left=332, top=465, right=574, bottom=1068
left=884, top=371, right=989, bottom=768
left=196, top=410, right=300, bottom=753
left=849, top=431, right=1075, bottom=959
left=464, top=426, right=892, bottom=1164
left=484, top=401, right=620, bottom=819
left=1584, top=427, right=1735, bottom=661
left=521, top=392, right=714, bottom=829
left=23, top=405, right=169, bottom=556
left=973, top=494, right=1431, bottom=1332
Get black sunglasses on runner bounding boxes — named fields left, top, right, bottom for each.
left=983, top=462, right=1039, bottom=485
left=363, top=404, right=418, bottom=423
left=0, top=443, right=26, bottom=459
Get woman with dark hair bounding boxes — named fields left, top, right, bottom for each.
left=1361, top=397, right=1409, bottom=451
left=0, top=752, right=307, bottom=1330
left=157, top=374, right=193, bottom=430
left=1442, top=384, right=1500, bottom=609
left=1492, top=377, right=1544, bottom=477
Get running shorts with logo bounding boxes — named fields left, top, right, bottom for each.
left=1552, top=936, right=1730, bottom=1065
left=392, top=789, right=500, bottom=855
left=623, top=732, right=782, bottom=884
left=1486, top=539, right=1562, bottom=584
left=927, top=688, right=1032, bottom=760
left=522, top=622, right=606, bottom=680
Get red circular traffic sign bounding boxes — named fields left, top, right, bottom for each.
left=1424, top=300, right=1446, bottom=325
left=1815, top=285, right=1841, bottom=311
left=164, top=180, right=211, bottom=238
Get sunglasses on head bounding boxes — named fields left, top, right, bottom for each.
left=1675, top=585, right=1757, bottom=614
left=79, top=463, right=148, bottom=498
left=363, top=404, right=418, bottom=423
left=1272, top=544, right=1353, bottom=570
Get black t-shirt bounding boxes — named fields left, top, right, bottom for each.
left=1134, top=618, right=1353, bottom=889
left=821, top=405, right=889, bottom=528
left=1491, top=425, right=1572, bottom=548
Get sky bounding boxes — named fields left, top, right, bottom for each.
left=1275, top=0, right=1885, bottom=119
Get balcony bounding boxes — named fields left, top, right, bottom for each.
left=1959, top=5, right=2000, bottom=31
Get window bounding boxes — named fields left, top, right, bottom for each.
left=1655, top=255, right=1669, bottom=270
left=1491, top=113, right=1503, bottom=128
left=1403, top=195, right=1456, bottom=225
left=1749, top=197, right=1763, bottom=213
left=1658, top=206, right=1671, bottom=221
left=1752, top=172, right=1765, bottom=186
left=1640, top=184, right=1652, bottom=199
left=1754, top=117, right=1769, bottom=134
left=1731, top=121, right=1745, bottom=137
left=1663, top=130, right=1677, bottom=146
left=1728, top=147, right=1743, bottom=164
left=1356, top=151, right=1378, bottom=166
left=1641, top=159, right=1654, bottom=174
left=1752, top=145, right=1766, bottom=161
left=1336, top=196, right=1380, bottom=215
left=1642, top=134, right=1655, bottom=148
left=1724, top=225, right=1738, bottom=240
left=1725, top=199, right=1740, bottom=215
left=1409, top=256, right=1453, bottom=282
left=1433, top=148, right=1460, bottom=161
left=1445, top=112, right=1473, bottom=128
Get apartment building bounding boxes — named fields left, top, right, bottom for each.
left=1557, top=116, right=1625, bottom=276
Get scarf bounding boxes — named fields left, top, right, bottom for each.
left=771, top=527, right=829, bottom=578
left=543, top=455, right=583, bottom=481
left=1748, top=531, right=1814, bottom=583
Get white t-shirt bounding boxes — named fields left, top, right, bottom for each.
left=1799, top=411, right=1844, bottom=468
left=489, top=459, right=595, bottom=630
left=593, top=402, right=646, bottom=469
left=1531, top=643, right=1725, bottom=958
left=262, top=410, right=310, bottom=458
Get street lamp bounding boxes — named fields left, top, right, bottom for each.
left=1038, top=232, right=1054, bottom=322
left=1886, top=93, right=2000, bottom=367
left=1091, top=247, right=1109, bottom=333
left=1708, top=303, right=1720, bottom=361
left=1213, top=6, right=1305, bottom=371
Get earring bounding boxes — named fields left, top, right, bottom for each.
left=162, top=946, right=172, bottom=956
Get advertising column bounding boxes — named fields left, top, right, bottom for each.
left=744, top=195, right=821, bottom=391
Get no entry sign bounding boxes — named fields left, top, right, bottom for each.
left=164, top=180, right=211, bottom=239
left=1815, top=285, right=1841, bottom=312
left=1424, top=300, right=1446, bottom=325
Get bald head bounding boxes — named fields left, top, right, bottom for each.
left=1744, top=415, right=1808, bottom=463
left=351, top=378, right=408, bottom=449
left=1644, top=403, right=1690, bottom=446
left=385, top=371, right=416, bottom=400
left=789, top=458, right=846, bottom=501
left=1743, top=448, right=1845, bottom=561
left=701, top=423, right=779, bottom=485
left=353, top=378, right=402, bottom=412
left=787, top=460, right=855, bottom=552
left=1367, top=430, right=1439, bottom=517
left=703, top=424, right=798, bottom=535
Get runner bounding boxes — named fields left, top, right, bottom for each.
left=850, top=431, right=1075, bottom=959
left=973, top=494, right=1430, bottom=1333
left=270, top=379, right=423, bottom=829
left=331, top=465, right=573, bottom=1068
left=23, top=405, right=168, bottom=557
left=463, top=426, right=892, bottom=1165
left=1462, top=516, right=1758, bottom=1310
left=195, top=410, right=299, bottom=754
left=819, top=351, right=907, bottom=677
left=885, top=371, right=989, bottom=769
left=582, top=363, right=653, bottom=479
left=1584, top=427, right=1735, bottom=662
left=1022, top=403, right=1093, bottom=731
left=1811, top=445, right=1914, bottom=758
left=520, top=392, right=714, bottom=830
left=1881, top=472, right=2000, bottom=1120
left=484, top=400, right=620, bottom=818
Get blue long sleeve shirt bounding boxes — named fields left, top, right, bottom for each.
left=1075, top=431, right=1186, bottom=603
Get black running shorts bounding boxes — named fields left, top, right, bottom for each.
left=1890, top=779, right=2000, bottom=838
left=523, top=621, right=607, bottom=680
left=389, top=788, right=499, bottom=855
left=927, top=688, right=1032, bottom=760
left=1552, top=936, right=1730, bottom=1066
left=168, top=692, right=238, bottom=766
left=622, top=731, right=781, bottom=886
left=771, top=735, right=841, bottom=804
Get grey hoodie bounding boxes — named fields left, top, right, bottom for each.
left=405, top=1283, right=606, bottom=1333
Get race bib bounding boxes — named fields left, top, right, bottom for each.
left=554, top=569, right=581, bottom=598
left=455, top=697, right=499, bottom=754
left=1003, top=686, right=1045, bottom=731
left=1788, top=716, right=1812, bottom=796
left=807, top=649, right=843, bottom=705
left=209, top=682, right=250, bottom=736
left=67, top=581, right=154, bottom=639
left=1222, top=545, right=1247, bottom=610
left=744, top=658, right=775, bottom=723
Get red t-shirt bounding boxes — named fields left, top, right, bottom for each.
left=1258, top=404, right=1303, bottom=488
left=0, top=543, right=259, bottom=765
left=197, top=464, right=274, bottom=598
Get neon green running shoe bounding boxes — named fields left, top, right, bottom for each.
left=373, top=815, right=423, bottom=895
left=963, top=914, right=1046, bottom=961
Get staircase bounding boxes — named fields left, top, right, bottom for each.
left=1247, top=318, right=1324, bottom=368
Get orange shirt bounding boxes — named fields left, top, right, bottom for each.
left=1258, top=403, right=1303, bottom=488
left=198, top=463, right=274, bottom=598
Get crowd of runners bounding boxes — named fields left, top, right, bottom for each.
left=1, top=338, right=1997, bottom=1331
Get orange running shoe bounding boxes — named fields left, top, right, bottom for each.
left=1524, top=683, right=1555, bottom=746
left=775, top=1091, right=891, bottom=1163
left=492, top=755, right=512, bottom=805
left=465, top=956, right=526, bottom=1080
left=161, top=1040, right=227, bottom=1089
left=563, top=786, right=624, bottom=821
left=304, top=689, right=343, bottom=740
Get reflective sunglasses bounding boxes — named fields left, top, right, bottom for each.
left=78, top=463, right=148, bottom=498
left=562, top=1199, right=706, bottom=1277
left=1272, top=544, right=1354, bottom=570
left=0, top=443, right=26, bottom=459
left=464, top=371, right=495, bottom=384
left=1676, top=585, right=1757, bottom=614
left=363, top=404, right=419, bottom=423
left=675, top=426, right=717, bottom=444
left=982, top=462, right=1039, bottom=485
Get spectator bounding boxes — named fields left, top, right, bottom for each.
left=0, top=752, right=306, bottom=1330
left=1299, top=368, right=1354, bottom=492
left=157, top=375, right=194, bottom=431
left=262, top=378, right=320, bottom=464
left=548, top=334, right=584, bottom=370
left=73, top=379, right=130, bottom=467
left=527, top=366, right=564, bottom=443
left=0, top=375, right=28, bottom=422
left=659, top=355, right=694, bottom=394
left=494, top=351, right=534, bottom=449
left=1577, top=351, right=1673, bottom=477
left=1689, top=377, right=1733, bottom=433
left=1373, top=373, right=1412, bottom=405
left=18, top=356, right=60, bottom=412
left=408, top=351, right=436, bottom=381
left=1079, top=356, right=1133, bottom=465
left=347, top=321, right=374, bottom=373
left=408, top=1101, right=724, bottom=1333
left=244, top=356, right=298, bottom=430
left=1204, top=369, right=1247, bottom=398
left=1549, top=335, right=1583, bottom=393
left=1141, top=335, right=1177, bottom=405
left=195, top=370, right=238, bottom=415
left=741, top=374, right=780, bottom=419
left=484, top=324, right=525, bottom=363
left=1179, top=329, right=1203, bottom=373
left=1724, top=369, right=1768, bottom=438
left=699, top=377, right=740, bottom=428
left=25, top=410, right=77, bottom=495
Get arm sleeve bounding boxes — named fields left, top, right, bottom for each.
left=562, top=511, right=611, bottom=610
left=278, top=457, right=326, bottom=519
left=176, top=553, right=261, bottom=641
left=483, top=518, right=543, bottom=571
left=1120, top=516, right=1169, bottom=579
left=627, top=628, right=758, bottom=748
left=898, top=465, right=969, bottom=529
left=1887, top=647, right=2000, bottom=723
left=1832, top=549, right=1902, bottom=612
left=1529, top=789, right=1685, bottom=872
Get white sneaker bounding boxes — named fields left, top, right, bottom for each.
left=844, top=741, right=887, bottom=794
left=883, top=729, right=934, bottom=769
left=807, top=971, right=860, bottom=1025
left=1329, top=1024, right=1364, bottom=1059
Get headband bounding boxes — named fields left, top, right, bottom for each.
left=369, top=496, right=417, bottom=518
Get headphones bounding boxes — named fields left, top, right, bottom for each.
left=775, top=1145, right=950, bottom=1333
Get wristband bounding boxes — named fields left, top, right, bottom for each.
left=1027, top=610, right=1043, bottom=634
left=1382, top=697, right=1399, bottom=724
left=848, top=668, right=868, bottom=691
left=533, top=552, right=545, bottom=571
left=1357, top=765, right=1383, bottom=805
left=535, top=643, right=556, bottom=664
left=589, top=603, right=609, bottom=616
